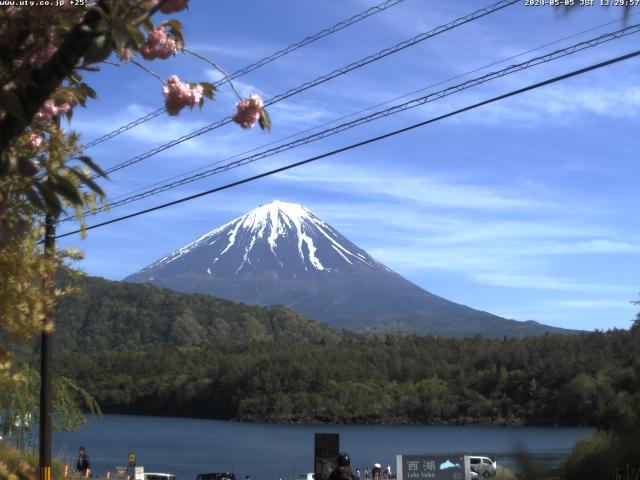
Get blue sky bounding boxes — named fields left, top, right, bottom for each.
left=58, top=0, right=640, bottom=331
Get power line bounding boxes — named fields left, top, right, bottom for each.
left=54, top=49, right=640, bottom=240
left=220, top=0, right=407, bottom=83
left=60, top=23, right=640, bottom=223
left=79, top=107, right=166, bottom=151
left=77, top=0, right=407, bottom=152
left=96, top=0, right=518, bottom=178
left=97, top=13, right=640, bottom=208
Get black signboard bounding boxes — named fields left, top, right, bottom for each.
left=314, top=433, right=339, bottom=480
left=397, top=455, right=465, bottom=480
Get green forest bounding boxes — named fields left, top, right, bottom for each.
left=41, top=276, right=640, bottom=429
left=51, top=275, right=346, bottom=352
left=58, top=327, right=640, bottom=429
left=7, top=275, right=640, bottom=474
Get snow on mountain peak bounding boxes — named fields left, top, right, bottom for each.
left=142, top=200, right=385, bottom=275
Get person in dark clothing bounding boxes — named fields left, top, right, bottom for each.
left=329, top=452, right=358, bottom=480
left=76, top=446, right=90, bottom=475
left=372, top=464, right=382, bottom=480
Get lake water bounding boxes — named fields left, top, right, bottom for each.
left=52, top=415, right=594, bottom=480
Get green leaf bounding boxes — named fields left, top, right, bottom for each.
left=141, top=17, right=154, bottom=32
left=83, top=35, right=113, bottom=65
left=163, top=19, right=183, bottom=31
left=258, top=108, right=271, bottom=133
left=199, top=82, right=216, bottom=100
left=15, top=157, right=38, bottom=177
left=52, top=175, right=84, bottom=206
left=172, top=30, right=184, bottom=50
left=127, top=25, right=146, bottom=47
left=77, top=155, right=108, bottom=178
left=90, top=4, right=110, bottom=20
left=82, top=83, right=98, bottom=100
left=0, top=86, right=25, bottom=121
left=70, top=168, right=105, bottom=196
left=37, top=182, right=63, bottom=216
left=25, top=188, right=46, bottom=212
left=112, top=20, right=129, bottom=50
left=80, top=65, right=101, bottom=72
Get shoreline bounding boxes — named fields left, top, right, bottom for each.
left=92, top=410, right=596, bottom=428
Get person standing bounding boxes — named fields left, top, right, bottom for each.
left=76, top=446, right=91, bottom=476
left=365, top=467, right=370, bottom=480
left=329, top=453, right=358, bottom=480
left=385, top=465, right=392, bottom=480
left=372, top=464, right=382, bottom=480
left=356, top=469, right=361, bottom=480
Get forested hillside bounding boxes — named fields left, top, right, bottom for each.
left=60, top=326, right=640, bottom=427
left=53, top=275, right=345, bottom=352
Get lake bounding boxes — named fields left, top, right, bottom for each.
left=52, top=415, right=594, bottom=480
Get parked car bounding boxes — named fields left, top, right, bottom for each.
left=297, top=474, right=314, bottom=480
left=196, top=473, right=236, bottom=480
left=468, top=457, right=496, bottom=478
left=144, top=473, right=176, bottom=480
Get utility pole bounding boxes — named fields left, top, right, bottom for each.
left=39, top=213, right=55, bottom=480
left=39, top=115, right=59, bottom=480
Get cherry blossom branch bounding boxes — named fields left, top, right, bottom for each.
left=182, top=47, right=243, bottom=100
left=105, top=59, right=165, bottom=84
left=131, top=60, right=165, bottom=84
left=0, top=0, right=109, bottom=155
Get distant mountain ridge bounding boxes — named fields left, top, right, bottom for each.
left=125, top=200, right=575, bottom=338
left=53, top=275, right=343, bottom=353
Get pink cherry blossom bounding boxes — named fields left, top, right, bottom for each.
left=34, top=100, right=71, bottom=121
left=117, top=48, right=134, bottom=63
left=162, top=75, right=203, bottom=115
left=26, top=133, right=43, bottom=149
left=28, top=43, right=57, bottom=67
left=233, top=94, right=264, bottom=129
left=56, top=103, right=71, bottom=114
left=140, top=27, right=177, bottom=60
left=35, top=101, right=58, bottom=120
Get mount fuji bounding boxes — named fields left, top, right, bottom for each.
left=125, top=200, right=571, bottom=337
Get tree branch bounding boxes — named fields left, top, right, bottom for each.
left=0, top=1, right=111, bottom=159
left=183, top=47, right=243, bottom=100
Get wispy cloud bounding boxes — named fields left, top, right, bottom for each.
left=279, top=165, right=553, bottom=211
left=545, top=298, right=635, bottom=309
left=457, top=86, right=640, bottom=126
left=470, top=273, right=632, bottom=293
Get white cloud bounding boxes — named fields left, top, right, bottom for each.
left=279, top=166, right=553, bottom=211
left=545, top=299, right=635, bottom=309
left=269, top=101, right=333, bottom=127
left=448, top=84, right=640, bottom=127
left=469, top=273, right=631, bottom=293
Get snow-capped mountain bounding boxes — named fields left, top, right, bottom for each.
left=125, top=201, right=572, bottom=337
left=138, top=200, right=390, bottom=279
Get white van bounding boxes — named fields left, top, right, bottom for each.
left=468, top=457, right=496, bottom=478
